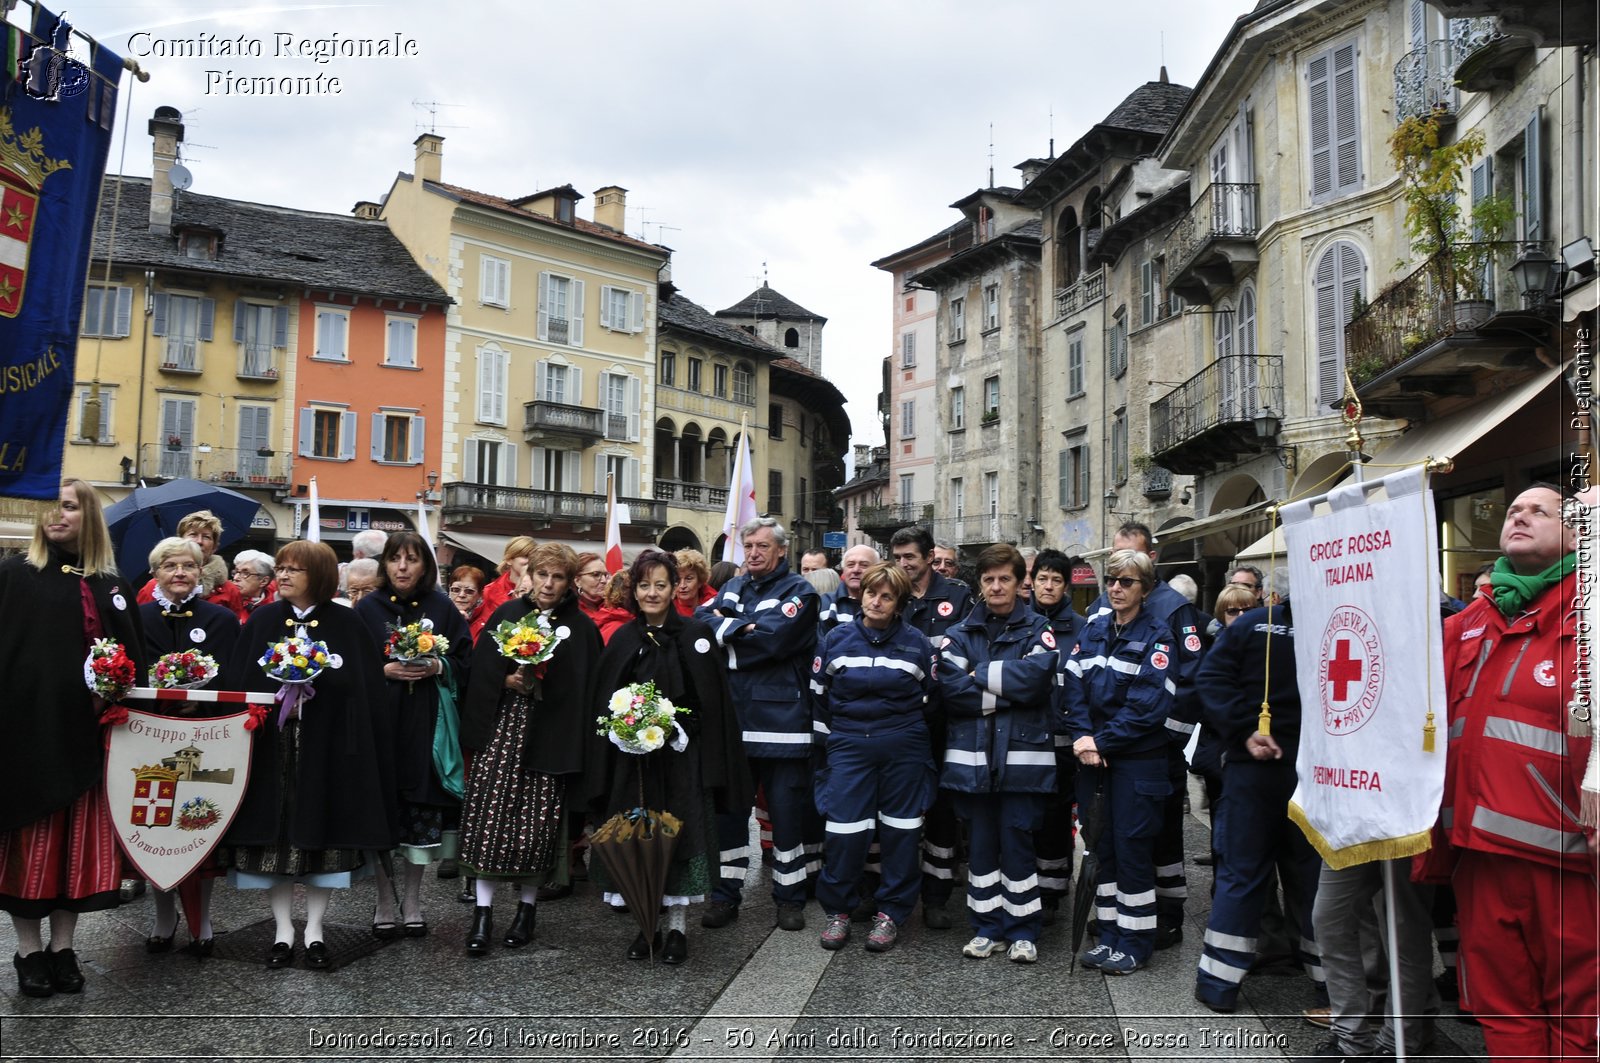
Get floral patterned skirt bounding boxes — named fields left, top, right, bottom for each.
left=458, top=690, right=563, bottom=879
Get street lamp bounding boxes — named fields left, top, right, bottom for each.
left=1510, top=243, right=1562, bottom=311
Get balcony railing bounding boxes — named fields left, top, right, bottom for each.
left=930, top=513, right=1024, bottom=547
left=442, top=482, right=666, bottom=527
left=1150, top=354, right=1285, bottom=473
left=546, top=317, right=570, bottom=345
left=523, top=400, right=604, bottom=445
left=238, top=343, right=279, bottom=381
left=1168, top=182, right=1260, bottom=304
left=858, top=501, right=935, bottom=532
left=160, top=339, right=201, bottom=374
left=139, top=444, right=291, bottom=486
left=654, top=479, right=729, bottom=511
left=1054, top=269, right=1106, bottom=320
left=603, top=413, right=629, bottom=441
left=1394, top=40, right=1462, bottom=122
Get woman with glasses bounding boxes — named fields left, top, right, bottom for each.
left=1215, top=584, right=1258, bottom=629
left=0, top=480, right=145, bottom=998
left=355, top=531, right=472, bottom=940
left=574, top=552, right=631, bottom=644
left=343, top=558, right=380, bottom=605
left=1062, top=549, right=1179, bottom=976
left=225, top=540, right=393, bottom=970
left=447, top=565, right=487, bottom=628
left=231, top=550, right=276, bottom=616
left=137, top=537, right=240, bottom=955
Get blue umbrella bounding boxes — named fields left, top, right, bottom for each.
left=104, top=479, right=265, bottom=582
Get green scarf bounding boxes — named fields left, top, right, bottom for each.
left=1490, top=553, right=1575, bottom=617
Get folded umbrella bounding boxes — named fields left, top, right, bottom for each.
left=588, top=807, right=682, bottom=956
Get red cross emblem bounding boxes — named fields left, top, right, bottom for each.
left=1041, top=630, right=1056, bottom=649
left=938, top=601, right=954, bottom=617
left=131, top=778, right=176, bottom=827
left=1318, top=606, right=1384, bottom=735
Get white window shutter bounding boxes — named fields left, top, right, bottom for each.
left=371, top=413, right=385, bottom=461
left=1332, top=43, right=1361, bottom=194
left=340, top=411, right=357, bottom=460
left=570, top=365, right=583, bottom=405
left=199, top=298, right=215, bottom=341
left=537, top=272, right=551, bottom=341
left=505, top=443, right=518, bottom=487
left=1315, top=249, right=1340, bottom=402
left=1308, top=52, right=1332, bottom=200
left=599, top=286, right=615, bottom=329
left=594, top=453, right=606, bottom=497
left=464, top=440, right=478, bottom=482
left=625, top=457, right=640, bottom=497
left=530, top=447, right=547, bottom=490
left=233, top=299, right=247, bottom=342
left=298, top=408, right=313, bottom=456
left=563, top=450, right=580, bottom=492
left=630, top=291, right=645, bottom=332
left=410, top=416, right=425, bottom=465
left=627, top=374, right=641, bottom=441
left=535, top=359, right=549, bottom=403
left=570, top=279, right=585, bottom=347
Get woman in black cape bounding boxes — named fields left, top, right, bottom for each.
left=586, top=549, right=753, bottom=965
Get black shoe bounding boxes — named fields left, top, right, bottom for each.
left=145, top=932, right=175, bottom=954
left=458, top=876, right=476, bottom=904
left=437, top=857, right=460, bottom=880
left=661, top=930, right=688, bottom=966
left=1194, top=987, right=1237, bottom=1014
left=186, top=938, right=214, bottom=958
left=627, top=931, right=662, bottom=960
left=466, top=906, right=493, bottom=956
left=701, top=901, right=738, bottom=929
left=502, top=902, right=536, bottom=948
left=403, top=919, right=428, bottom=938
left=303, top=941, right=331, bottom=970
left=49, top=947, right=88, bottom=991
left=1153, top=925, right=1183, bottom=950
left=535, top=882, right=571, bottom=902
left=1294, top=1036, right=1367, bottom=1062
left=265, top=942, right=294, bottom=969
left=922, top=903, right=953, bottom=930
left=776, top=904, right=805, bottom=931
left=13, top=952, right=52, bottom=998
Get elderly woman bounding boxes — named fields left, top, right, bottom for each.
left=587, top=549, right=751, bottom=964
left=458, top=543, right=601, bottom=955
left=355, top=532, right=471, bottom=938
left=812, top=562, right=937, bottom=954
left=937, top=543, right=1058, bottom=964
left=1063, top=549, right=1179, bottom=976
left=343, top=558, right=380, bottom=605
left=475, top=535, right=538, bottom=640
left=0, top=480, right=144, bottom=997
left=231, top=550, right=276, bottom=616
left=136, top=510, right=245, bottom=620
left=447, top=565, right=487, bottom=629
left=137, top=537, right=241, bottom=954
left=225, top=541, right=393, bottom=969
left=575, top=552, right=631, bottom=644
left=673, top=548, right=717, bottom=617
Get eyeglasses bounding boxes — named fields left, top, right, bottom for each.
left=231, top=569, right=262, bottom=580
left=275, top=565, right=306, bottom=575
left=1225, top=607, right=1248, bottom=616
left=448, top=586, right=479, bottom=596
left=1107, top=576, right=1142, bottom=589
left=157, top=562, right=199, bottom=574
left=579, top=570, right=607, bottom=581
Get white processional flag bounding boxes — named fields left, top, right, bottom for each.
left=720, top=428, right=758, bottom=565
left=1283, top=465, right=1446, bottom=867
left=305, top=476, right=321, bottom=543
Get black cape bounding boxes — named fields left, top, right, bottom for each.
left=355, top=587, right=473, bottom=808
left=138, top=597, right=239, bottom=698
left=461, top=591, right=599, bottom=776
left=222, top=599, right=397, bottom=851
left=0, top=548, right=146, bottom=832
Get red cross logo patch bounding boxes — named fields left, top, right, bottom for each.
left=1533, top=659, right=1557, bottom=687
left=812, top=656, right=822, bottom=673
left=1318, top=606, right=1384, bottom=736
left=1151, top=651, right=1169, bottom=670
left=1184, top=633, right=1202, bottom=653
left=781, top=600, right=798, bottom=618
left=938, top=601, right=954, bottom=617
left=1041, top=630, right=1056, bottom=649
left=131, top=778, right=176, bottom=827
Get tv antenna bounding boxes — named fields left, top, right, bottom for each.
left=412, top=100, right=467, bottom=134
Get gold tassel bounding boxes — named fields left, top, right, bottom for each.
left=1257, top=700, right=1272, bottom=738
left=1422, top=711, right=1436, bottom=753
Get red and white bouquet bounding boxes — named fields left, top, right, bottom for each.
left=149, top=650, right=219, bottom=690
left=84, top=638, right=136, bottom=704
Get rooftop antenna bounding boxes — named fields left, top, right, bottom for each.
left=987, top=123, right=995, bottom=187
left=635, top=206, right=681, bottom=244
left=411, top=100, right=467, bottom=134
left=1049, top=106, right=1055, bottom=159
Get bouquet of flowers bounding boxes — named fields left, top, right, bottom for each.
left=490, top=614, right=564, bottom=677
left=596, top=681, right=690, bottom=755
left=176, top=796, right=222, bottom=832
left=84, top=639, right=136, bottom=722
left=384, top=617, right=449, bottom=661
left=258, top=636, right=332, bottom=728
left=149, top=649, right=219, bottom=690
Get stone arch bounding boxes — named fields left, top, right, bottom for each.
left=1056, top=205, right=1081, bottom=289
left=679, top=422, right=704, bottom=482
left=654, top=416, right=677, bottom=481
left=784, top=327, right=800, bottom=348
left=658, top=525, right=702, bottom=553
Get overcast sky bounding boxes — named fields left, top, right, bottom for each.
left=64, top=0, right=1245, bottom=451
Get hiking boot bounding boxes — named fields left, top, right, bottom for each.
left=819, top=913, right=851, bottom=950
left=864, top=914, right=898, bottom=952
left=961, top=935, right=1004, bottom=958
left=1153, top=925, right=1183, bottom=950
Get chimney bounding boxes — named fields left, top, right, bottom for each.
left=853, top=443, right=871, bottom=469
left=413, top=133, right=443, bottom=184
left=148, top=105, right=184, bottom=236
left=352, top=200, right=382, bottom=220
left=593, top=185, right=627, bottom=232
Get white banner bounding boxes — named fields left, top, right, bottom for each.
left=1283, top=465, right=1446, bottom=867
left=105, top=707, right=256, bottom=890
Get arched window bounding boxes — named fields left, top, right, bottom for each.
left=1236, top=286, right=1259, bottom=413
left=1214, top=300, right=1237, bottom=419
left=784, top=327, right=800, bottom=348
left=1313, top=241, right=1366, bottom=403
left=1056, top=206, right=1081, bottom=289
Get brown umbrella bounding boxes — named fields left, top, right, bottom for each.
left=588, top=807, right=682, bottom=956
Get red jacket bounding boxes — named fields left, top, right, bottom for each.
left=579, top=596, right=632, bottom=644
left=474, top=573, right=517, bottom=642
left=674, top=585, right=717, bottom=617
left=1439, top=575, right=1590, bottom=869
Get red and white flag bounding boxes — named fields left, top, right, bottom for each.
left=305, top=475, right=321, bottom=543
left=720, top=429, right=759, bottom=565
left=604, top=472, right=626, bottom=575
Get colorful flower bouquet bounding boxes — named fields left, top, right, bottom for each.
left=84, top=638, right=136, bottom=723
left=258, top=636, right=331, bottom=727
left=492, top=614, right=564, bottom=668
left=596, top=681, right=690, bottom=754
left=384, top=617, right=449, bottom=661
left=149, top=650, right=219, bottom=690
left=176, top=796, right=222, bottom=832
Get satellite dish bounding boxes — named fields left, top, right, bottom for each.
left=168, top=163, right=192, bottom=191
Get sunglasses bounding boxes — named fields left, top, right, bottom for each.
left=1225, top=607, right=1248, bottom=616
left=1107, top=576, right=1142, bottom=589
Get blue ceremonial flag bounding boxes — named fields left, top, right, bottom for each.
left=0, top=7, right=122, bottom=499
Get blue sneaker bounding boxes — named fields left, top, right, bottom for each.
left=1100, top=950, right=1144, bottom=975
left=1079, top=943, right=1113, bottom=969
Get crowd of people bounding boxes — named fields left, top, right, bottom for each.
left=0, top=477, right=1593, bottom=1063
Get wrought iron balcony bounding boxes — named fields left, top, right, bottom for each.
left=654, top=478, right=729, bottom=511
left=159, top=339, right=202, bottom=374
left=929, top=513, right=1024, bottom=548
left=1150, top=354, right=1285, bottom=474
left=858, top=501, right=935, bottom=539
left=1421, top=6, right=1586, bottom=48
left=139, top=444, right=290, bottom=486
left=522, top=400, right=604, bottom=447
left=1167, top=182, right=1259, bottom=305
left=237, top=343, right=280, bottom=381
left=442, top=482, right=666, bottom=529
left=1053, top=269, right=1106, bottom=320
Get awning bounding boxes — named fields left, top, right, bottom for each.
left=439, top=529, right=651, bottom=565
left=1080, top=500, right=1274, bottom=561
left=1369, top=363, right=1563, bottom=470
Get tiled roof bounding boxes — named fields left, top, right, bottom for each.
left=658, top=292, right=781, bottom=356
left=428, top=179, right=669, bottom=257
left=94, top=177, right=450, bottom=304
left=714, top=282, right=826, bottom=323
left=1101, top=81, right=1193, bottom=136
left=870, top=218, right=970, bottom=268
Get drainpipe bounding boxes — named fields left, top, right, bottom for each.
left=134, top=270, right=153, bottom=480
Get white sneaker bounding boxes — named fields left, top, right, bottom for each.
left=1007, top=939, right=1038, bottom=963
left=962, top=935, right=1004, bottom=958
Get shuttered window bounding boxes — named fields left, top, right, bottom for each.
left=1314, top=241, right=1366, bottom=403
left=477, top=344, right=507, bottom=425
left=82, top=285, right=133, bottom=337
left=1308, top=41, right=1361, bottom=202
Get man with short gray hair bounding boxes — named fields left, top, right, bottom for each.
left=351, top=529, right=387, bottom=560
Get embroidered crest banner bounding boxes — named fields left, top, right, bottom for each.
left=1282, top=465, right=1446, bottom=867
